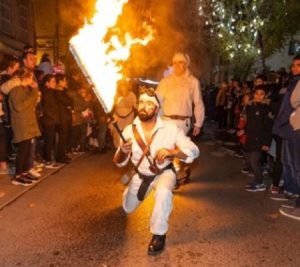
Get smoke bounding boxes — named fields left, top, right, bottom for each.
left=59, top=0, right=96, bottom=36
left=61, top=0, right=209, bottom=80
left=118, top=0, right=188, bottom=79
left=117, top=0, right=210, bottom=79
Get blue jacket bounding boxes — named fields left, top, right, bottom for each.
left=273, top=75, right=300, bottom=140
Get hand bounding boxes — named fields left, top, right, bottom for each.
left=155, top=148, right=173, bottom=164
left=193, top=126, right=201, bottom=136
left=37, top=91, right=41, bottom=103
left=261, top=145, right=269, bottom=152
left=30, top=80, right=38, bottom=89
left=120, top=140, right=132, bottom=154
left=237, top=130, right=245, bottom=137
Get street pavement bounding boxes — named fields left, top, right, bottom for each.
left=1, top=125, right=300, bottom=266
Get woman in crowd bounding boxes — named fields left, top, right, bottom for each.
left=110, top=79, right=136, bottom=147
left=9, top=68, right=40, bottom=186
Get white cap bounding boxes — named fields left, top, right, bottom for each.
left=139, top=93, right=160, bottom=107
left=172, top=53, right=190, bottom=66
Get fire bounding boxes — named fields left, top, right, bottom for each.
left=69, top=0, right=153, bottom=113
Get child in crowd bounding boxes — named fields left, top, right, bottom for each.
left=242, top=85, right=273, bottom=192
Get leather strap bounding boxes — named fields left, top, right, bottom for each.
left=132, top=124, right=160, bottom=201
left=137, top=163, right=175, bottom=201
left=137, top=175, right=156, bottom=201
left=132, top=124, right=158, bottom=170
left=164, top=115, right=190, bottom=120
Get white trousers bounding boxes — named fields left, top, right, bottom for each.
left=123, top=169, right=176, bottom=235
left=163, top=118, right=191, bottom=170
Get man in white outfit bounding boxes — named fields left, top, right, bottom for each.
left=156, top=52, right=205, bottom=135
left=113, top=87, right=199, bottom=255
left=156, top=52, right=205, bottom=183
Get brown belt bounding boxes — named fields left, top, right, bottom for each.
left=164, top=115, right=190, bottom=121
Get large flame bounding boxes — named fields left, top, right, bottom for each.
left=69, top=0, right=153, bottom=113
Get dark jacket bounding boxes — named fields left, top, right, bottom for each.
left=0, top=74, right=12, bottom=126
left=53, top=89, right=73, bottom=125
left=273, top=75, right=300, bottom=140
left=42, top=89, right=60, bottom=125
left=67, top=90, right=89, bottom=126
left=244, top=101, right=273, bottom=151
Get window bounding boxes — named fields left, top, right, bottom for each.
left=0, top=0, right=12, bottom=34
left=18, top=0, right=30, bottom=42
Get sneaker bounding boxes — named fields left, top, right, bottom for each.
left=34, top=161, right=45, bottom=168
left=33, top=167, right=43, bottom=173
left=23, top=173, right=39, bottom=182
left=246, top=182, right=266, bottom=192
left=270, top=193, right=290, bottom=201
left=262, top=169, right=269, bottom=176
left=11, top=176, right=32, bottom=186
left=281, top=199, right=296, bottom=209
left=45, top=162, right=60, bottom=169
left=56, top=157, right=71, bottom=164
left=270, top=185, right=280, bottom=194
left=241, top=168, right=254, bottom=177
left=7, top=154, right=16, bottom=161
left=241, top=168, right=250, bottom=174
left=28, top=168, right=42, bottom=178
left=283, top=191, right=299, bottom=198
left=234, top=151, right=244, bottom=158
left=279, top=207, right=300, bottom=221
left=283, top=190, right=294, bottom=196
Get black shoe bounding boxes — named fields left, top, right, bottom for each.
left=97, top=147, right=107, bottom=154
left=148, top=235, right=166, bottom=255
left=23, top=173, right=39, bottom=182
left=56, top=158, right=71, bottom=164
left=11, top=176, right=33, bottom=186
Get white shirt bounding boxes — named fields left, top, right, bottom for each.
left=115, top=116, right=200, bottom=175
left=156, top=70, right=205, bottom=128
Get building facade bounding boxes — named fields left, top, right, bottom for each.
left=265, top=32, right=300, bottom=72
left=0, top=0, right=35, bottom=56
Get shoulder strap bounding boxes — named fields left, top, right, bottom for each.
left=132, top=124, right=158, bottom=169
left=132, top=124, right=147, bottom=152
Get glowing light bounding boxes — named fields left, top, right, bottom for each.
left=70, top=0, right=153, bottom=112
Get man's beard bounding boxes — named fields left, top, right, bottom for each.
left=138, top=109, right=156, bottom=122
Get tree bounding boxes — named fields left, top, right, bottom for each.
left=198, top=0, right=300, bottom=79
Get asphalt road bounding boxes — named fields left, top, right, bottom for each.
left=1, top=134, right=300, bottom=267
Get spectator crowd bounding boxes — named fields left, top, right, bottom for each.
left=0, top=46, right=132, bottom=186
left=206, top=54, right=300, bottom=220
